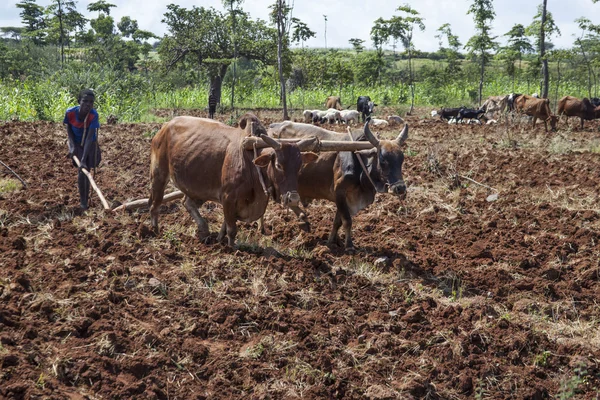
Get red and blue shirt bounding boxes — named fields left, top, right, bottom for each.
left=64, top=106, right=100, bottom=145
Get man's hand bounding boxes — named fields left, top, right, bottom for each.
left=79, top=163, right=89, bottom=172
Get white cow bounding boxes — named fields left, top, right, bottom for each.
left=369, top=118, right=389, bottom=128
left=340, top=109, right=359, bottom=125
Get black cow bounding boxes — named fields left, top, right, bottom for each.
left=437, top=107, right=463, bottom=122
left=590, top=97, right=600, bottom=108
left=456, top=107, right=486, bottom=123
left=357, top=96, right=377, bottom=123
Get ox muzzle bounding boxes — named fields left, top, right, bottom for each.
left=282, top=191, right=301, bottom=208
left=387, top=181, right=407, bottom=199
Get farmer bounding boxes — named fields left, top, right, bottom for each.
left=64, top=89, right=102, bottom=210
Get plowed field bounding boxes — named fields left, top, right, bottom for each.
left=1, top=109, right=599, bottom=399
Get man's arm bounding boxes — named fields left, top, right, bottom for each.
left=80, top=127, right=97, bottom=170
left=66, top=124, right=76, bottom=156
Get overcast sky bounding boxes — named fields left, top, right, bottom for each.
left=1, top=0, right=598, bottom=52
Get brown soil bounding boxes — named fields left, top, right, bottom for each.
left=1, top=108, right=600, bottom=399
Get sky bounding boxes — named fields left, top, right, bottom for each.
left=1, top=0, right=598, bottom=52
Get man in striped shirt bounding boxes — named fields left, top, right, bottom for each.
left=64, top=89, right=102, bottom=210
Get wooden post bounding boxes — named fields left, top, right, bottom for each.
left=72, top=155, right=110, bottom=210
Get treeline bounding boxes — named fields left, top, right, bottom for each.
left=1, top=0, right=600, bottom=122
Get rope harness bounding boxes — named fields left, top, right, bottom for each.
left=251, top=123, right=270, bottom=199
left=349, top=130, right=383, bottom=193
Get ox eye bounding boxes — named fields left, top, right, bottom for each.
left=275, top=162, right=283, bottom=170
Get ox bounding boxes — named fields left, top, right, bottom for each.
left=513, top=95, right=557, bottom=132
left=325, top=96, right=343, bottom=110
left=481, top=95, right=508, bottom=120
left=357, top=96, right=377, bottom=122
left=269, top=119, right=408, bottom=250
left=557, top=96, right=596, bottom=129
left=149, top=113, right=318, bottom=247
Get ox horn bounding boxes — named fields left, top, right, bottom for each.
left=396, top=124, right=408, bottom=146
left=260, top=134, right=282, bottom=150
left=363, top=118, right=380, bottom=147
left=296, top=136, right=318, bottom=152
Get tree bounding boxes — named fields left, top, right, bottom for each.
left=46, top=0, right=83, bottom=65
left=223, top=0, right=245, bottom=111
left=574, top=17, right=600, bottom=98
left=348, top=38, right=365, bottom=54
left=160, top=4, right=276, bottom=107
left=16, top=0, right=46, bottom=45
left=465, top=0, right=497, bottom=106
left=435, top=23, right=462, bottom=73
left=87, top=0, right=116, bottom=16
left=370, top=18, right=387, bottom=85
left=389, top=5, right=425, bottom=114
left=269, top=0, right=294, bottom=120
left=526, top=2, right=560, bottom=98
left=499, top=24, right=533, bottom=91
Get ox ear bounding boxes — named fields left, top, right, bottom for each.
left=253, top=152, right=273, bottom=168
left=396, top=124, right=408, bottom=146
left=301, top=152, right=319, bottom=165
left=239, top=116, right=248, bottom=130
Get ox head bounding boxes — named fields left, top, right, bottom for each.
left=253, top=134, right=318, bottom=208
left=239, top=113, right=268, bottom=137
left=359, top=119, right=408, bottom=198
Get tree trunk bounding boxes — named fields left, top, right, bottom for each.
left=554, top=59, right=561, bottom=114
left=276, top=0, right=289, bottom=120
left=479, top=51, right=484, bottom=106
left=577, top=39, right=593, bottom=99
left=58, top=0, right=65, bottom=66
left=408, top=44, right=414, bottom=114
left=230, top=5, right=238, bottom=111
left=540, top=0, right=549, bottom=98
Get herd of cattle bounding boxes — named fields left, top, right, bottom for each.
left=433, top=93, right=600, bottom=131
left=302, top=95, right=404, bottom=128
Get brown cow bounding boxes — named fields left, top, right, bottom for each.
left=269, top=119, right=408, bottom=250
left=148, top=113, right=318, bottom=247
left=325, top=96, right=343, bottom=110
left=513, top=95, right=558, bottom=132
left=557, top=96, right=596, bottom=129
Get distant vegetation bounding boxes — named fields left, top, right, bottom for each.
left=1, top=0, right=599, bottom=122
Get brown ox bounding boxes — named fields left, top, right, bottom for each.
left=325, top=96, right=343, bottom=110
left=269, top=120, right=408, bottom=250
left=557, top=96, right=596, bottom=129
left=149, top=113, right=318, bottom=247
left=513, top=95, right=558, bottom=132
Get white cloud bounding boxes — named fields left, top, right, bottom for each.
left=1, top=0, right=598, bottom=51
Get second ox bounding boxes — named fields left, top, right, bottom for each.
left=149, top=113, right=318, bottom=247
left=268, top=119, right=408, bottom=250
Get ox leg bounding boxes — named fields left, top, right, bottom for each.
left=218, top=206, right=238, bottom=247
left=183, top=196, right=210, bottom=240
left=329, top=200, right=354, bottom=251
left=149, top=171, right=169, bottom=234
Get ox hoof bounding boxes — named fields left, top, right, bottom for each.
left=345, top=246, right=356, bottom=254
left=138, top=224, right=156, bottom=239
left=298, top=221, right=311, bottom=233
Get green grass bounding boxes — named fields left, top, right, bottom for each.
left=0, top=178, right=21, bottom=194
